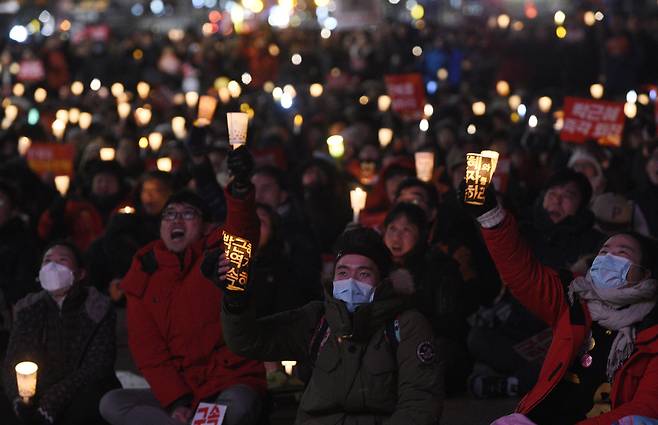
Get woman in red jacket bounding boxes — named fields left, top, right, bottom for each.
left=464, top=186, right=658, bottom=425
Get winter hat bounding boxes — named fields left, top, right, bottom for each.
left=591, top=193, right=633, bottom=230
left=568, top=148, right=606, bottom=196
left=334, top=227, right=393, bottom=278
left=163, top=189, right=211, bottom=222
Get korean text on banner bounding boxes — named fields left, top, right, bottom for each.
left=222, top=231, right=253, bottom=292
left=192, top=403, right=227, bottom=425
left=26, top=143, right=75, bottom=177
left=560, top=97, right=625, bottom=147
left=384, top=73, right=426, bottom=122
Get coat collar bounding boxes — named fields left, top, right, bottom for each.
left=323, top=280, right=409, bottom=342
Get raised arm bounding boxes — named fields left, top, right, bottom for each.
left=222, top=301, right=324, bottom=361
left=478, top=207, right=569, bottom=327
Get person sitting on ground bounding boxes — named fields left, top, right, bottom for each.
left=220, top=227, right=444, bottom=425
left=99, top=147, right=266, bottom=425
left=2, top=241, right=118, bottom=425
left=463, top=184, right=658, bottom=425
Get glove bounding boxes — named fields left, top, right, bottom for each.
left=186, top=124, right=209, bottom=157
left=13, top=397, right=36, bottom=422
left=227, top=145, right=254, bottom=196
left=206, top=249, right=250, bottom=313
left=458, top=180, right=498, bottom=219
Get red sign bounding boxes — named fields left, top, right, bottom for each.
left=192, top=403, right=226, bottom=425
left=26, top=144, right=75, bottom=177
left=561, top=97, right=625, bottom=147
left=17, top=59, right=45, bottom=82
left=385, top=73, right=426, bottom=122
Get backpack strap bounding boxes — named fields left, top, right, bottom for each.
left=384, top=314, right=401, bottom=353
left=308, top=316, right=330, bottom=365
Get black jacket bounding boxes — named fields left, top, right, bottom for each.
left=2, top=286, right=116, bottom=422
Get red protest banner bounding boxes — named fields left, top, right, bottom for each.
left=384, top=73, right=426, bottom=122
left=560, top=97, right=625, bottom=147
left=26, top=143, right=75, bottom=177
left=17, top=59, right=45, bottom=82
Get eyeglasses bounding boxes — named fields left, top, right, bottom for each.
left=161, top=209, right=200, bottom=221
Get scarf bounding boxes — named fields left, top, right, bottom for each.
left=569, top=275, right=657, bottom=381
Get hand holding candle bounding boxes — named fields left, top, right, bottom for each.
left=15, top=362, right=38, bottom=403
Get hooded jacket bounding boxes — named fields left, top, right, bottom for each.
left=482, top=213, right=658, bottom=424
left=222, top=280, right=443, bottom=425
left=120, top=189, right=266, bottom=409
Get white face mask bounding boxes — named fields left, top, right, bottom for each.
left=39, top=262, right=74, bottom=292
left=332, top=278, right=376, bottom=313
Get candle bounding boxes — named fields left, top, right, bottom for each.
left=100, top=147, right=115, bottom=161
left=54, top=176, right=70, bottom=196
left=326, top=135, right=344, bottom=158
left=156, top=157, right=172, bottom=172
left=148, top=132, right=163, bottom=151
left=414, top=151, right=435, bottom=182
left=68, top=108, right=80, bottom=124
left=463, top=153, right=495, bottom=205
left=118, top=206, right=135, bottom=214
left=134, top=107, right=152, bottom=127
left=52, top=120, right=66, bottom=140
left=15, top=362, right=38, bottom=402
left=350, top=187, right=367, bottom=223
left=281, top=360, right=296, bottom=376
left=117, top=102, right=131, bottom=120
left=136, top=81, right=150, bottom=99
left=197, top=95, right=217, bottom=126
left=378, top=128, right=393, bottom=148
left=34, top=87, right=47, bottom=103
left=78, top=112, right=92, bottom=130
left=378, top=95, right=392, bottom=112
left=17, top=137, right=31, bottom=156
left=171, top=116, right=186, bottom=140
left=226, top=112, right=249, bottom=150
left=185, top=91, right=199, bottom=109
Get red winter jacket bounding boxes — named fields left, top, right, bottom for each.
left=121, top=189, right=266, bottom=408
left=481, top=213, right=658, bottom=424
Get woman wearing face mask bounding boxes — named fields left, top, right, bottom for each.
left=2, top=241, right=119, bottom=425
left=462, top=186, right=658, bottom=425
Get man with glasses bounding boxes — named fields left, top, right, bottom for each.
left=100, top=147, right=266, bottom=425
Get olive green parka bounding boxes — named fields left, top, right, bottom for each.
left=222, top=281, right=444, bottom=425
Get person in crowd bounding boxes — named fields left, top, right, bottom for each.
left=2, top=241, right=118, bottom=425
left=520, top=169, right=606, bottom=270
left=220, top=226, right=444, bottom=425
left=37, top=160, right=128, bottom=252
left=99, top=147, right=266, bottom=425
left=465, top=184, right=658, bottom=424
left=382, top=202, right=470, bottom=393
left=85, top=170, right=175, bottom=300
left=568, top=149, right=608, bottom=201
left=251, top=165, right=322, bottom=301
left=633, top=143, right=658, bottom=238
left=0, top=181, right=40, bottom=349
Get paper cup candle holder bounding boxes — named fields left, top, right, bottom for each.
left=226, top=112, right=249, bottom=149
left=414, top=151, right=435, bottom=182
left=222, top=231, right=253, bottom=292
left=350, top=187, right=367, bottom=223
left=15, top=361, right=38, bottom=402
left=464, top=152, right=497, bottom=205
